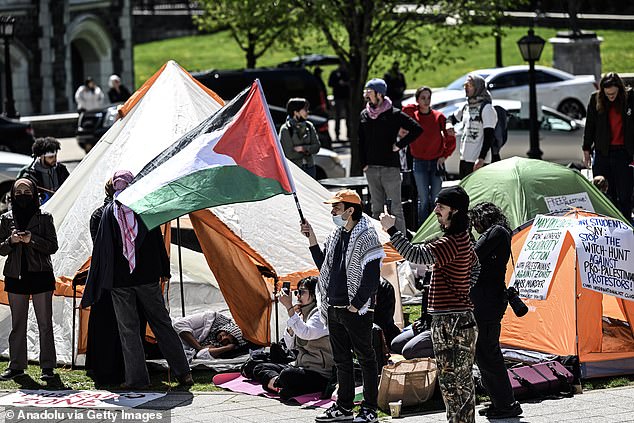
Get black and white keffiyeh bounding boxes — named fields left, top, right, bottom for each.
left=317, top=215, right=385, bottom=324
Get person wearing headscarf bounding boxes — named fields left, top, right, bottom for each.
left=448, top=73, right=498, bottom=178
left=0, top=178, right=58, bottom=381
left=173, top=310, right=250, bottom=361
left=84, top=170, right=193, bottom=389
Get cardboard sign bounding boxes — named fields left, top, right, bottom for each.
left=543, top=192, right=594, bottom=213
left=571, top=216, right=634, bottom=301
left=510, top=215, right=574, bottom=300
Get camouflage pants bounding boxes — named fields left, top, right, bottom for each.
left=431, top=311, right=478, bottom=423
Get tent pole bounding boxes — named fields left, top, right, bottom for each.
left=177, top=217, right=185, bottom=317
left=274, top=279, right=280, bottom=343
left=71, top=283, right=77, bottom=370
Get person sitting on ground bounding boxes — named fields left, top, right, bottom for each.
left=18, top=137, right=70, bottom=204
left=251, top=276, right=335, bottom=400
left=173, top=310, right=250, bottom=361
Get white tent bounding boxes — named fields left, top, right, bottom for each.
left=0, top=61, right=392, bottom=364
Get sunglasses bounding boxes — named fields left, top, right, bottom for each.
left=293, top=289, right=309, bottom=296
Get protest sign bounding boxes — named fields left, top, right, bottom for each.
left=0, top=390, right=165, bottom=409
left=570, top=216, right=634, bottom=301
left=543, top=192, right=594, bottom=213
left=510, top=215, right=574, bottom=300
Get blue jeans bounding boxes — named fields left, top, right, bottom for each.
left=413, top=159, right=443, bottom=224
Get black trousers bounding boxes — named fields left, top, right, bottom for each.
left=475, top=320, right=515, bottom=408
left=252, top=363, right=328, bottom=399
left=593, top=148, right=633, bottom=221
left=328, top=307, right=377, bottom=411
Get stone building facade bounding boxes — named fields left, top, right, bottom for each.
left=0, top=0, right=133, bottom=115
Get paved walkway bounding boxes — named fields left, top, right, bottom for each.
left=1, top=385, right=634, bottom=423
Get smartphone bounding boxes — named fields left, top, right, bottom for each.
left=385, top=198, right=392, bottom=215
left=282, top=281, right=291, bottom=295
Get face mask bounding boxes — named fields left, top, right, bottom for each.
left=14, top=195, right=32, bottom=208
left=332, top=211, right=349, bottom=227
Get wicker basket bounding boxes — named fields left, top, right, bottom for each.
left=377, top=358, right=438, bottom=412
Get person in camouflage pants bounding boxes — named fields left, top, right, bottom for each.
left=431, top=312, right=478, bottom=422
left=380, top=185, right=479, bottom=422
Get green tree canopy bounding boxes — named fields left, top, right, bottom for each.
left=195, top=0, right=293, bottom=68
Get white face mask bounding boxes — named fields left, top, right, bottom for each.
left=332, top=214, right=347, bottom=227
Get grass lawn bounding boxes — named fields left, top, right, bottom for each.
left=134, top=26, right=634, bottom=89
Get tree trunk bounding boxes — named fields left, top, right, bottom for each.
left=347, top=53, right=370, bottom=177
left=246, top=33, right=257, bottom=68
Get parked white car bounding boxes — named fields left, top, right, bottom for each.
left=404, top=66, right=597, bottom=120
left=442, top=99, right=585, bottom=177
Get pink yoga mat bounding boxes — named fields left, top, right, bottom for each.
left=212, top=372, right=335, bottom=408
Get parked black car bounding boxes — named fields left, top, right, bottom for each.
left=76, top=105, right=120, bottom=152
left=192, top=67, right=332, bottom=147
left=0, top=116, right=35, bottom=155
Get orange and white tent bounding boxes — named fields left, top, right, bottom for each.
left=0, top=61, right=397, bottom=365
left=501, top=211, right=634, bottom=378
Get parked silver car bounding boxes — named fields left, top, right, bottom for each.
left=443, top=99, right=585, bottom=177
left=404, top=65, right=597, bottom=119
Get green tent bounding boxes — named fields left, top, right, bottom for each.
left=412, top=157, right=631, bottom=243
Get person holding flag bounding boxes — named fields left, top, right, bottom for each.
left=301, top=189, right=384, bottom=423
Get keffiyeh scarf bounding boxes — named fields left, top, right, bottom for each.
left=317, top=216, right=385, bottom=324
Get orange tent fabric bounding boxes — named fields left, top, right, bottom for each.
left=189, top=209, right=273, bottom=346
left=500, top=212, right=634, bottom=376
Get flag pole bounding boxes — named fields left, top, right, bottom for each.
left=293, top=192, right=306, bottom=223
left=177, top=217, right=186, bottom=317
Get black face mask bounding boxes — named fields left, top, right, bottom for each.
left=14, top=195, right=32, bottom=208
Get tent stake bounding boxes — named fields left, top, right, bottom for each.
left=177, top=217, right=185, bottom=317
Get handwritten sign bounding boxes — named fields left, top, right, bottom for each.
left=570, top=216, right=634, bottom=301
left=510, top=215, right=573, bottom=300
left=0, top=390, right=165, bottom=409
left=543, top=192, right=594, bottom=213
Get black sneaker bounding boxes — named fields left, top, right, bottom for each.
left=479, top=404, right=495, bottom=416
left=315, top=403, right=353, bottom=422
left=0, top=368, right=24, bottom=380
left=40, top=368, right=55, bottom=381
left=487, top=401, right=523, bottom=419
left=353, top=407, right=378, bottom=423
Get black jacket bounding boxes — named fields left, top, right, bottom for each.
left=470, top=225, right=510, bottom=323
left=359, top=107, right=422, bottom=168
left=0, top=210, right=58, bottom=280
left=583, top=89, right=634, bottom=157
left=82, top=203, right=170, bottom=307
left=18, top=161, right=70, bottom=194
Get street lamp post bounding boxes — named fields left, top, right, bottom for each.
left=517, top=27, right=546, bottom=160
left=0, top=16, right=17, bottom=119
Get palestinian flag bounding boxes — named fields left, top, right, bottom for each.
left=117, top=80, right=295, bottom=229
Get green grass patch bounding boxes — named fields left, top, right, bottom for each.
left=134, top=26, right=634, bottom=89
left=582, top=375, right=634, bottom=391
left=0, top=359, right=222, bottom=392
